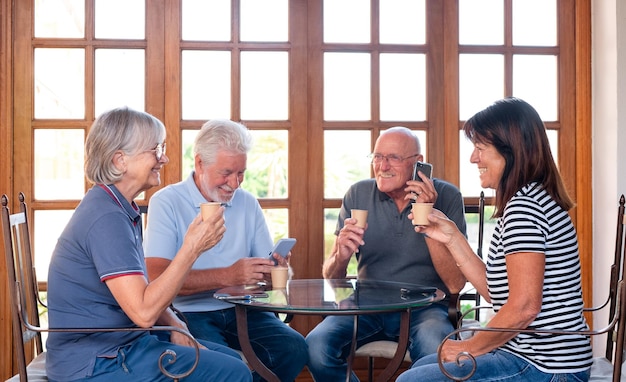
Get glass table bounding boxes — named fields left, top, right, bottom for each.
left=215, top=279, right=444, bottom=382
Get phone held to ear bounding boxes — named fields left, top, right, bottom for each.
left=412, top=161, right=433, bottom=182
left=268, top=238, right=297, bottom=265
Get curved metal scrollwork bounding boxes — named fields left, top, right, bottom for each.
left=437, top=281, right=624, bottom=381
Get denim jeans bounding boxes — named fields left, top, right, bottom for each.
left=184, top=308, right=308, bottom=382
left=305, top=303, right=452, bottom=382
left=54, top=334, right=252, bottom=382
left=396, top=348, right=590, bottom=382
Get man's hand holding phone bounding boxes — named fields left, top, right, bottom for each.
left=268, top=238, right=296, bottom=266
left=406, top=161, right=437, bottom=203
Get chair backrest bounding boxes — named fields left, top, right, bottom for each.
left=438, top=194, right=626, bottom=382
left=2, top=192, right=43, bottom=381
left=448, top=191, right=486, bottom=325
left=603, top=194, right=625, bottom=361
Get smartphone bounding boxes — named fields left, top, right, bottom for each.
left=214, top=292, right=269, bottom=300
left=268, top=238, right=297, bottom=264
left=412, top=161, right=433, bottom=182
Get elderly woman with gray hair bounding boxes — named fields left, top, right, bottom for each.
left=46, top=106, right=252, bottom=382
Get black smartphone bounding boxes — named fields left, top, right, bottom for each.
left=412, top=161, right=433, bottom=182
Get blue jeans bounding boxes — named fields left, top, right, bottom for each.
left=305, top=303, right=452, bottom=382
left=184, top=308, right=308, bottom=382
left=55, top=333, right=252, bottom=382
left=396, top=348, right=590, bottom=382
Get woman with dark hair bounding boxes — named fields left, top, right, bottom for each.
left=46, top=106, right=252, bottom=381
left=397, top=98, right=592, bottom=381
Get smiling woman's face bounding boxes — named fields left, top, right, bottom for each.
left=469, top=142, right=505, bottom=190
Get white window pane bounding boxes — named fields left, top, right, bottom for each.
left=34, top=210, right=74, bottom=281
left=241, top=52, right=289, bottom=120
left=95, top=0, right=144, bottom=39
left=459, top=0, right=503, bottom=45
left=324, top=130, right=371, bottom=198
left=182, top=129, right=198, bottom=180
left=182, top=51, right=231, bottom=120
left=95, top=49, right=145, bottom=115
left=380, top=0, right=425, bottom=44
left=459, top=131, right=483, bottom=197
left=380, top=53, right=426, bottom=121
left=262, top=209, right=289, bottom=241
left=547, top=129, right=558, bottom=164
left=459, top=54, right=504, bottom=120
left=34, top=48, right=85, bottom=119
left=513, top=0, right=557, bottom=46
left=513, top=55, right=558, bottom=121
left=246, top=130, right=289, bottom=198
left=182, top=0, right=231, bottom=41
left=323, top=0, right=370, bottom=43
left=324, top=207, right=358, bottom=274
left=241, top=0, right=288, bottom=42
left=34, top=129, right=85, bottom=200
left=324, top=53, right=371, bottom=121
left=35, top=0, right=84, bottom=38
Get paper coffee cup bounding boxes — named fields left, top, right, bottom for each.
left=271, top=266, right=289, bottom=289
left=200, top=202, right=221, bottom=221
left=412, top=203, right=433, bottom=225
left=351, top=209, right=368, bottom=228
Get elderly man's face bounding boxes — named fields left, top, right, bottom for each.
left=371, top=132, right=421, bottom=194
left=195, top=150, right=246, bottom=203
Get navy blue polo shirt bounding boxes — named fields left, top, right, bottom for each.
left=46, top=184, right=147, bottom=380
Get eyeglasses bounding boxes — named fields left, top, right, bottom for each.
left=147, top=143, right=167, bottom=161
left=368, top=153, right=418, bottom=166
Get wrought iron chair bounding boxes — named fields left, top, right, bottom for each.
left=438, top=194, right=626, bottom=382
left=2, top=193, right=200, bottom=382
left=354, top=192, right=486, bottom=381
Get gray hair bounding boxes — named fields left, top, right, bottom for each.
left=194, top=119, right=253, bottom=164
left=85, top=106, right=166, bottom=184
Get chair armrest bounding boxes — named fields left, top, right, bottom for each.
left=18, top=298, right=200, bottom=380
left=437, top=282, right=623, bottom=382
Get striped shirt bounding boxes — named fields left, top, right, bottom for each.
left=487, top=182, right=592, bottom=373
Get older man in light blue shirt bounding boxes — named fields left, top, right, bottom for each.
left=144, top=119, right=308, bottom=382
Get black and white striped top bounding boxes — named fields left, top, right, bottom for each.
left=487, top=182, right=592, bottom=373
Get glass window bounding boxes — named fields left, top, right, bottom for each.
left=95, top=0, right=144, bottom=39
left=324, top=130, right=371, bottom=199
left=245, top=130, right=289, bottom=198
left=34, top=210, right=74, bottom=281
left=240, top=0, right=288, bottom=42
left=182, top=51, right=231, bottom=120
left=512, top=0, right=557, bottom=46
left=379, top=0, right=425, bottom=44
left=323, top=0, right=370, bottom=43
left=380, top=53, right=426, bottom=121
left=95, top=49, right=145, bottom=115
left=459, top=0, right=503, bottom=45
left=34, top=129, right=85, bottom=200
left=182, top=129, right=197, bottom=180
left=324, top=207, right=358, bottom=275
left=324, top=53, right=371, bottom=121
left=241, top=52, right=289, bottom=120
left=459, top=54, right=504, bottom=120
left=34, top=48, right=85, bottom=119
left=513, top=55, right=558, bottom=121
left=182, top=0, right=231, bottom=41
left=263, top=208, right=289, bottom=242
left=34, top=0, right=84, bottom=38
